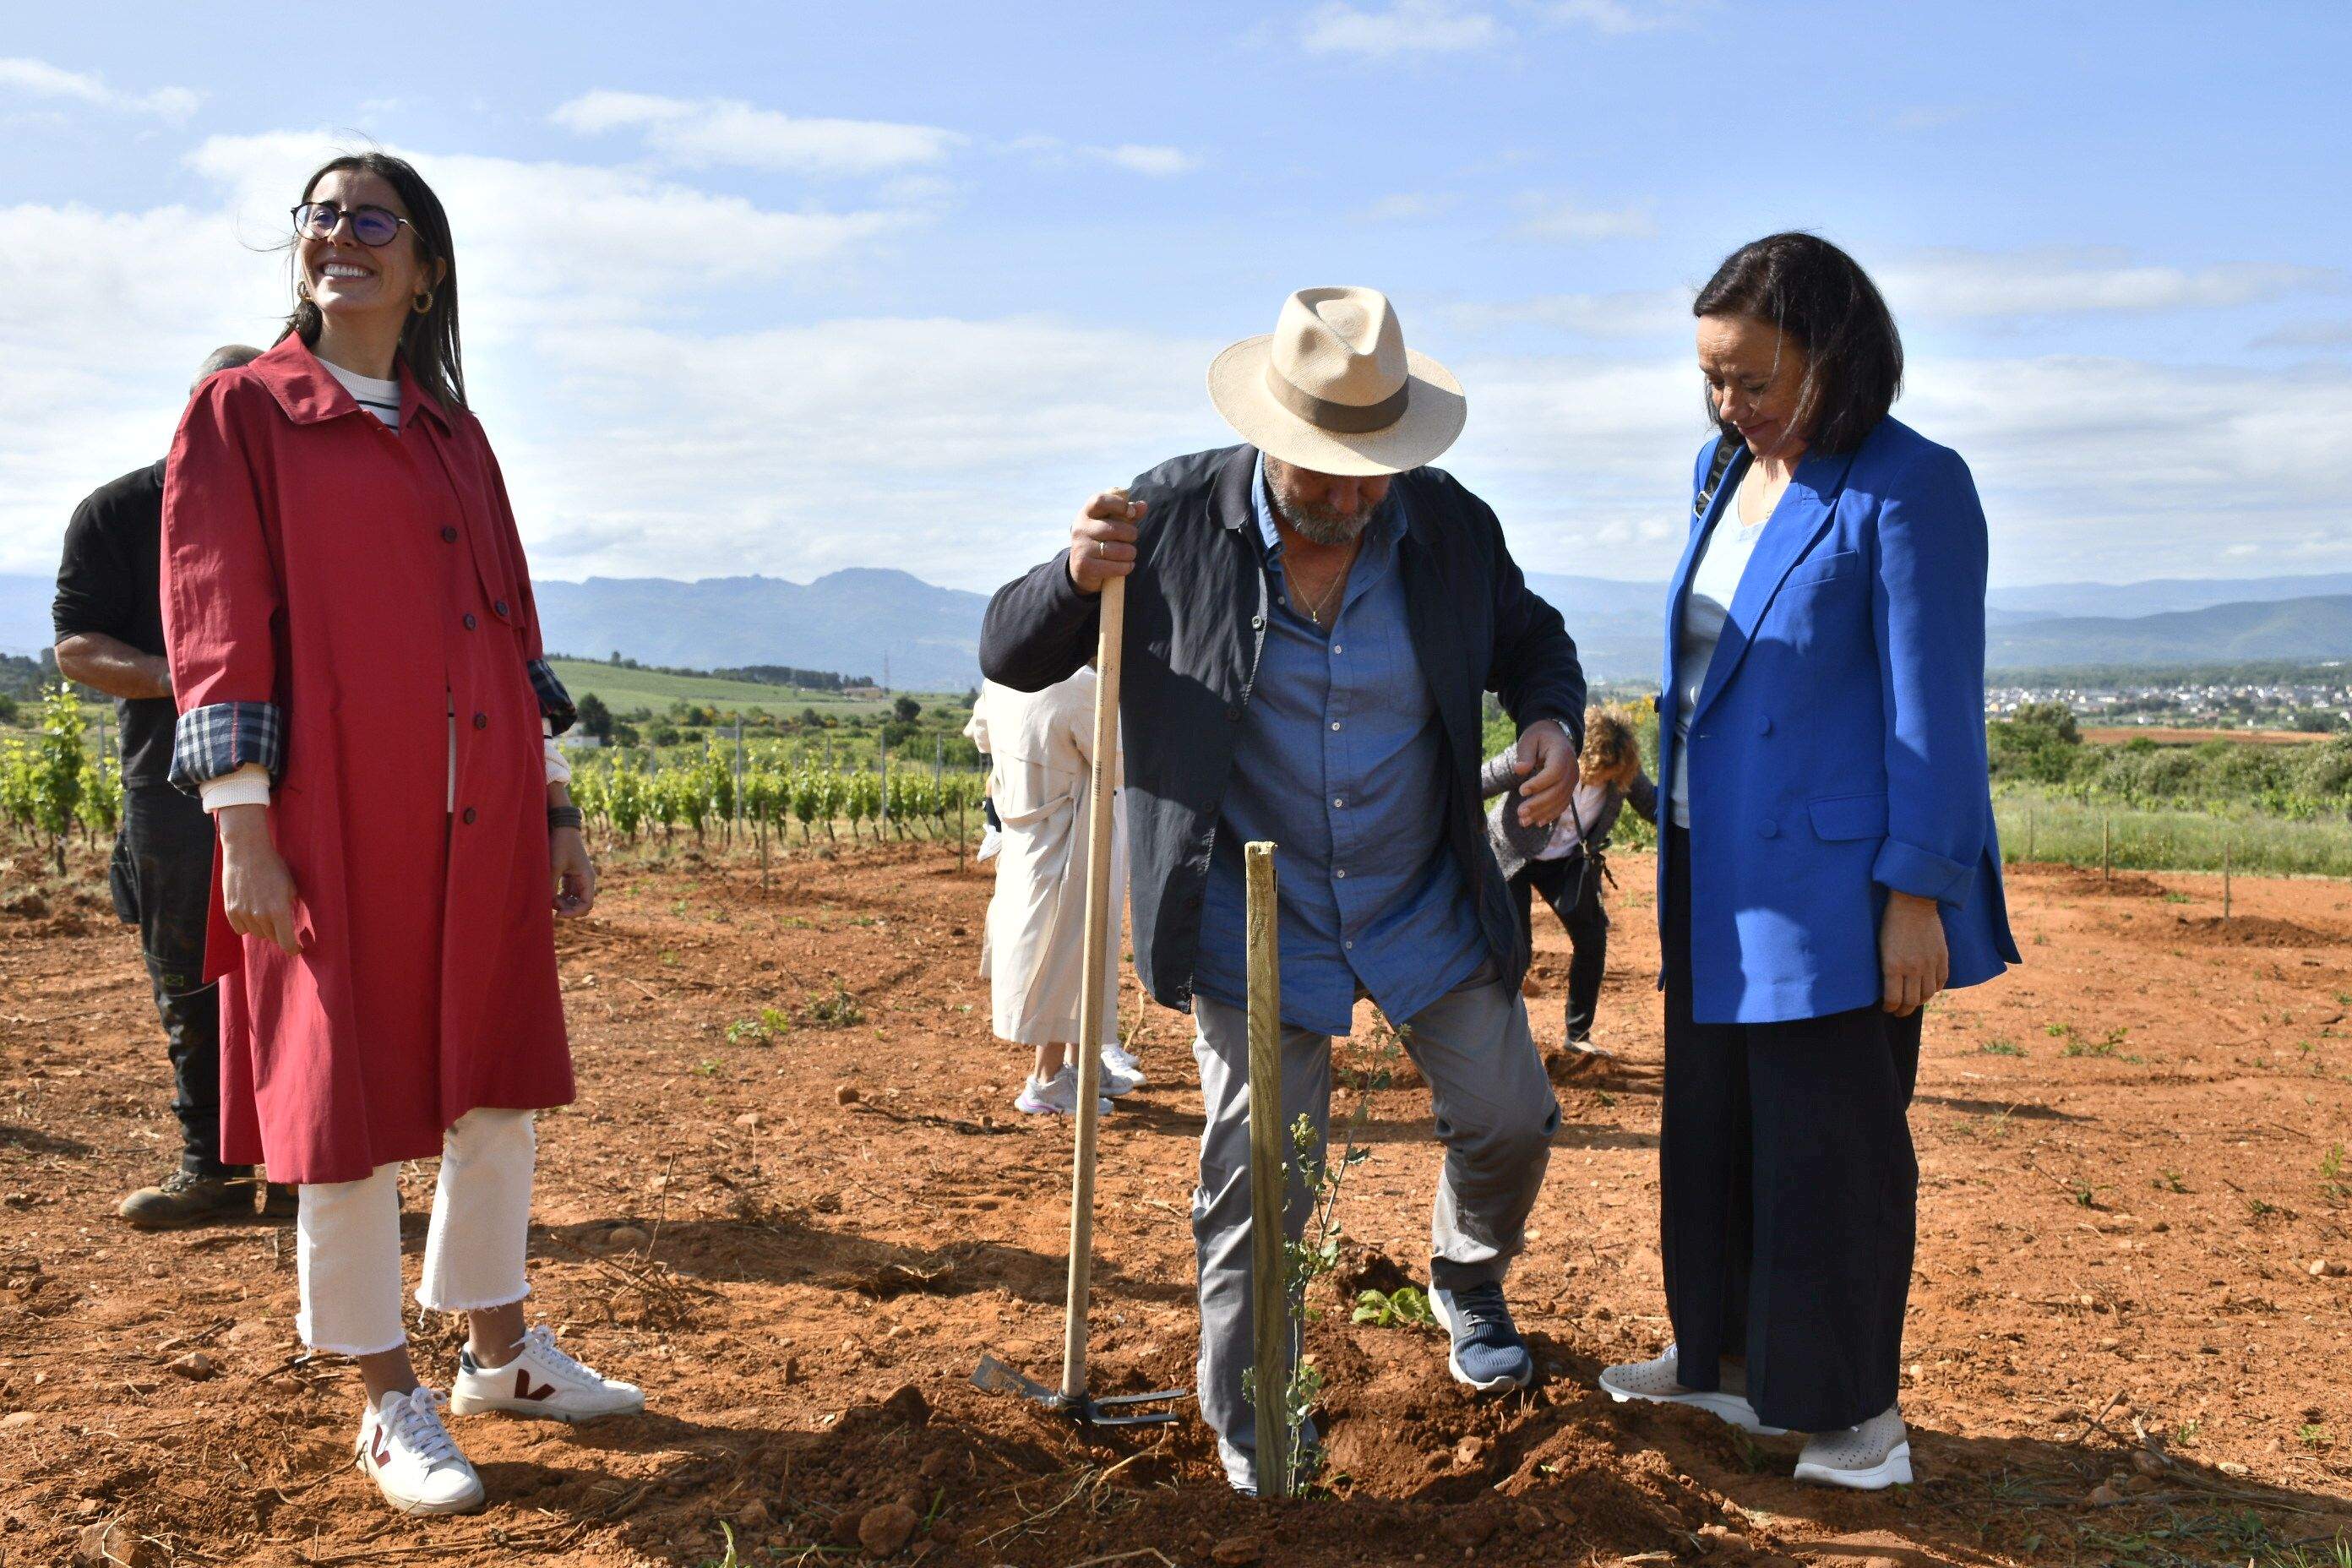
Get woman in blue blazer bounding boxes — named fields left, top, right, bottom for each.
left=1600, top=233, right=2018, bottom=1489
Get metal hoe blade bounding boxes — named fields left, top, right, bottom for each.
left=971, top=1355, right=1189, bottom=1429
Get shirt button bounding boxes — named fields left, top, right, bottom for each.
left=440, top=525, right=459, bottom=543
left=1334, top=868, right=1347, bottom=879
left=462, top=612, right=477, bottom=630
left=1250, top=614, right=1266, bottom=629
left=1332, top=797, right=1344, bottom=808
left=1331, top=644, right=1343, bottom=653
left=461, top=807, right=478, bottom=825
left=472, top=712, right=488, bottom=730
left=1330, top=721, right=1342, bottom=732
left=1344, top=939, right=1355, bottom=950
left=493, top=599, right=509, bottom=618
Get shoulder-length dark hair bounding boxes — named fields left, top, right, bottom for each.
left=1693, top=232, right=1899, bottom=455
left=280, top=152, right=466, bottom=412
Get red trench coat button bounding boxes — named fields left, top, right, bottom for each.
left=461, top=807, right=477, bottom=825
left=493, top=599, right=509, bottom=618
left=462, top=612, right=476, bottom=629
left=440, top=525, right=459, bottom=542
left=472, top=712, right=488, bottom=729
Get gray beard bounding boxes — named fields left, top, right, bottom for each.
left=1271, top=487, right=1376, bottom=547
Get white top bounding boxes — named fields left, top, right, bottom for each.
left=197, top=360, right=569, bottom=813
left=320, top=358, right=402, bottom=432
left=1669, top=498, right=1771, bottom=829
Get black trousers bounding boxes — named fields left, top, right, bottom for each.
left=109, top=783, right=240, bottom=1177
left=1658, top=826, right=1920, bottom=1432
left=1509, top=852, right=1609, bottom=1042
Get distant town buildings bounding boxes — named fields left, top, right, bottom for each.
left=1986, top=667, right=2351, bottom=733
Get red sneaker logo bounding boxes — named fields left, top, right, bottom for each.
left=514, top=1368, right=555, bottom=1402
left=369, top=1427, right=392, bottom=1467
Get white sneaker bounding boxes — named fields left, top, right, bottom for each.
left=448, top=1325, right=645, bottom=1423
left=1104, top=1042, right=1146, bottom=1083
left=1014, top=1065, right=1111, bottom=1117
left=976, top=826, right=1002, bottom=863
left=355, top=1387, right=484, bottom=1515
left=1097, top=1050, right=1143, bottom=1097
left=1794, top=1404, right=1912, bottom=1489
left=1598, top=1344, right=1787, bottom=1435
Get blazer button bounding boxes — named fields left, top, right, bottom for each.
left=461, top=807, right=478, bottom=825
left=493, top=599, right=509, bottom=618
left=1759, top=820, right=1779, bottom=839
left=462, top=612, right=477, bottom=630
left=1225, top=705, right=1240, bottom=721
left=472, top=712, right=488, bottom=730
left=1757, top=714, right=1774, bottom=735
left=440, top=525, right=459, bottom=543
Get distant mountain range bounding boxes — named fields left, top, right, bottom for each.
left=5, top=567, right=2349, bottom=686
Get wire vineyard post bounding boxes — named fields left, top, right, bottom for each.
left=1244, top=841, right=1290, bottom=1500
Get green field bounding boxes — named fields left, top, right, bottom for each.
left=545, top=659, right=960, bottom=721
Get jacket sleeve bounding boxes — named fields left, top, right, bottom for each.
left=1478, top=490, right=1587, bottom=749
left=478, top=434, right=575, bottom=736
left=979, top=549, right=1102, bottom=693
left=1625, top=770, right=1658, bottom=826
left=1870, top=445, right=1991, bottom=905
left=162, top=379, right=285, bottom=794
left=1478, top=748, right=1521, bottom=798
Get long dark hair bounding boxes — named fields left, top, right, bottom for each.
left=1692, top=231, right=1900, bottom=455
left=280, top=152, right=466, bottom=412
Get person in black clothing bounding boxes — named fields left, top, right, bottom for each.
left=52, top=343, right=289, bottom=1228
left=1478, top=705, right=1657, bottom=1054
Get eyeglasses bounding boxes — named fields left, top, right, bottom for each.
left=291, top=202, right=414, bottom=248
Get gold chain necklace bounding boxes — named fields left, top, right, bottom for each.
left=1288, top=543, right=1359, bottom=629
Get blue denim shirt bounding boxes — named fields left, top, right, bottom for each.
left=1191, top=457, right=1489, bottom=1036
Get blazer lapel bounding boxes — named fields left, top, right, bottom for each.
left=1689, top=444, right=1861, bottom=722
left=1398, top=496, right=1472, bottom=772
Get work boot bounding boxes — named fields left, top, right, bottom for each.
left=259, top=1182, right=298, bottom=1220
left=117, top=1170, right=253, bottom=1229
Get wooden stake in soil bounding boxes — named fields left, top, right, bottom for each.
left=1244, top=840, right=1290, bottom=1500
left=2102, top=815, right=2112, bottom=884
left=2223, top=840, right=2232, bottom=921
left=2025, top=807, right=2034, bottom=862
left=1059, top=574, right=1125, bottom=1407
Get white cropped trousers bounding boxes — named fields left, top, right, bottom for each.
left=295, top=1107, right=536, bottom=1356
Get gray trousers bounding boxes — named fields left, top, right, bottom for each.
left=1190, top=966, right=1560, bottom=1456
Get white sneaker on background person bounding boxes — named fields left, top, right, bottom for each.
left=1104, top=1042, right=1147, bottom=1086
left=1598, top=1344, right=1787, bottom=1435
left=1097, top=1049, right=1143, bottom=1097
left=1015, top=1064, right=1112, bottom=1117
left=976, top=825, right=1003, bottom=863
left=1794, top=1403, right=1913, bottom=1489
left=448, top=1325, right=645, bottom=1423
left=355, top=1386, right=484, bottom=1515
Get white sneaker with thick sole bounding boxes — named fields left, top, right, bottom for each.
left=448, top=1325, right=645, bottom=1423
left=1014, top=1065, right=1111, bottom=1117
left=355, top=1387, right=485, bottom=1515
left=1598, top=1344, right=1788, bottom=1435
left=1794, top=1404, right=1912, bottom=1489
left=1097, top=1051, right=1143, bottom=1097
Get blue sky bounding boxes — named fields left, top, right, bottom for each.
left=3, top=0, right=2347, bottom=592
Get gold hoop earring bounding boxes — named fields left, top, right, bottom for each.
left=411, top=291, right=434, bottom=315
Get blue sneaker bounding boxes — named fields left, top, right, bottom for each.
left=1430, top=1282, right=1534, bottom=1391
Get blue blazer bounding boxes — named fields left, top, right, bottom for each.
left=1658, top=416, right=2018, bottom=1026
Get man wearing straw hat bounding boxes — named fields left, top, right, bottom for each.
left=982, top=286, right=1586, bottom=1492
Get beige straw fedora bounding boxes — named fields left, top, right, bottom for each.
left=1207, top=286, right=1466, bottom=477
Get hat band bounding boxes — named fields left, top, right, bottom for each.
left=1264, top=361, right=1409, bottom=435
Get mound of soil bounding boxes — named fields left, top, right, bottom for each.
left=2012, top=862, right=2172, bottom=898
left=2172, top=913, right=2337, bottom=947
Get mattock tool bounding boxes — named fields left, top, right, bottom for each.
left=972, top=497, right=1190, bottom=1429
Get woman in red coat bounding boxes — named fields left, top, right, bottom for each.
left=163, top=153, right=644, bottom=1517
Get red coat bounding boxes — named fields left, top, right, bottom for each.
left=161, top=338, right=574, bottom=1184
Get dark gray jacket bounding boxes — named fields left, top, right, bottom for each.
left=978, top=444, right=1587, bottom=1011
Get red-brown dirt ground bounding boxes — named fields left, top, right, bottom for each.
left=3, top=837, right=2349, bottom=1566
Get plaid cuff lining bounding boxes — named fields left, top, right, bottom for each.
left=170, top=701, right=284, bottom=794
left=528, top=658, right=576, bottom=737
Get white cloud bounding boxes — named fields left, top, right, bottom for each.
left=550, top=90, right=962, bottom=176
left=1450, top=287, right=1693, bottom=339
left=1300, top=1, right=1507, bottom=58
left=1511, top=193, right=1658, bottom=243
left=0, top=56, right=199, bottom=120
left=1097, top=144, right=1199, bottom=177
left=1881, top=247, right=2346, bottom=320
left=1535, top=0, right=1709, bottom=34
